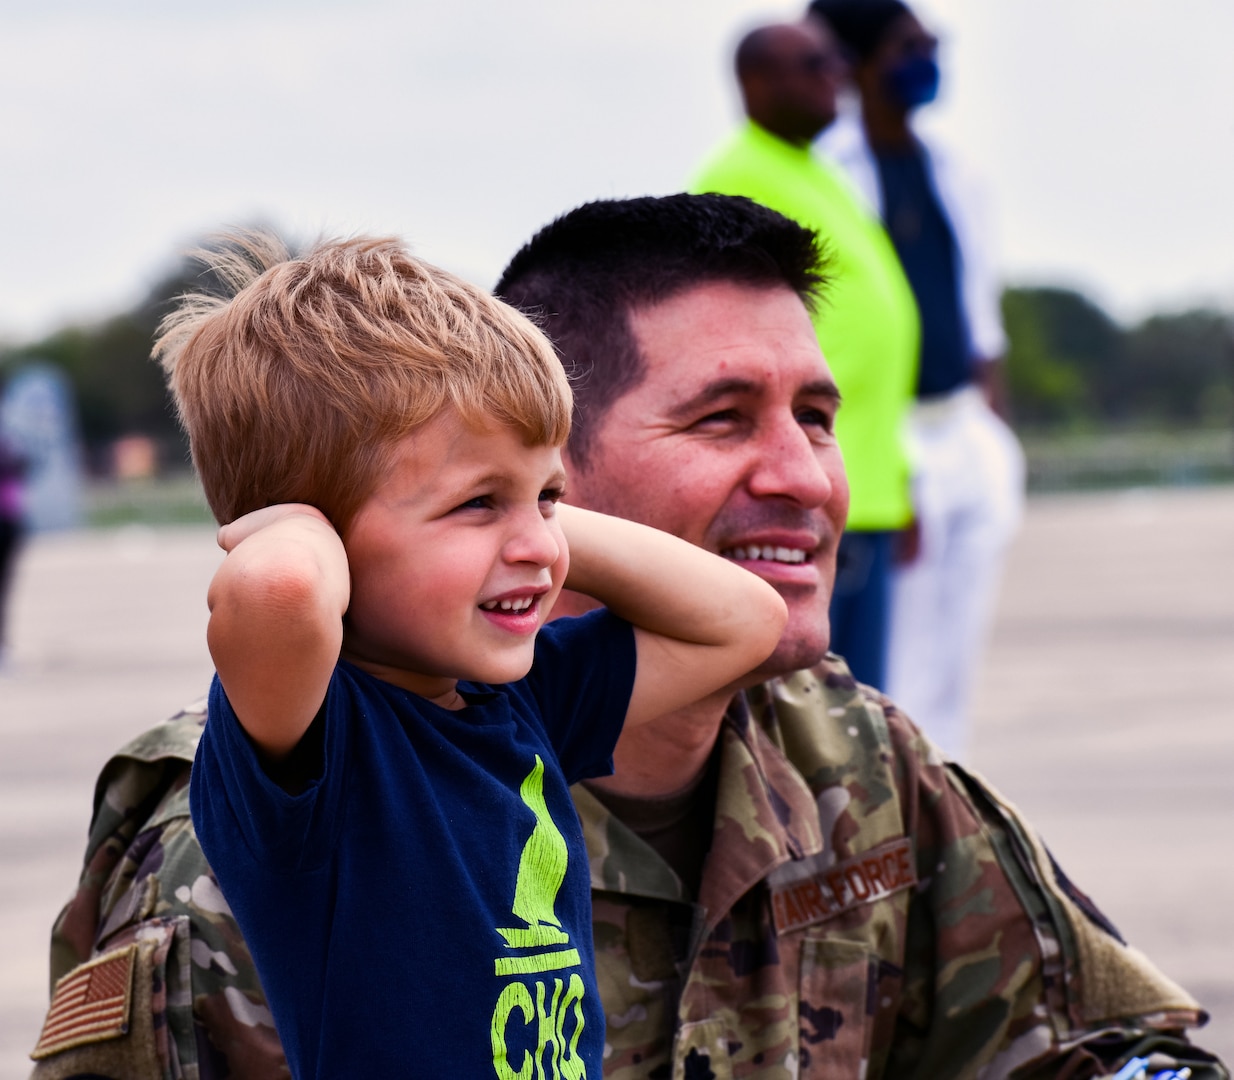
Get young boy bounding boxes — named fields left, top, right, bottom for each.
left=156, top=233, right=786, bottom=1079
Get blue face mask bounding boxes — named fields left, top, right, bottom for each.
left=885, top=54, right=940, bottom=108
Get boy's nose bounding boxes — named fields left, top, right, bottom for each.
left=505, top=510, right=562, bottom=567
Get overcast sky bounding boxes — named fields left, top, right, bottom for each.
left=3, top=0, right=1233, bottom=343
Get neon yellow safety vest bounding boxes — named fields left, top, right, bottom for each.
left=691, top=120, right=920, bottom=530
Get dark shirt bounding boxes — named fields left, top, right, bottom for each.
left=191, top=610, right=637, bottom=1080
left=876, top=145, right=973, bottom=398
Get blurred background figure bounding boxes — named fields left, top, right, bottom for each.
left=810, top=0, right=1025, bottom=759
left=0, top=384, right=27, bottom=671
left=690, top=17, right=919, bottom=691
left=0, top=363, right=84, bottom=536
left=0, top=362, right=83, bottom=672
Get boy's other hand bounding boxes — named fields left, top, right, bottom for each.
left=217, top=503, right=334, bottom=553
left=555, top=503, right=786, bottom=728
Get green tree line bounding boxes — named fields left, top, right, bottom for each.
left=0, top=246, right=251, bottom=473
left=2, top=273, right=1232, bottom=472
left=1002, top=288, right=1234, bottom=430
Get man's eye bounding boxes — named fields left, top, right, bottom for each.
left=691, top=409, right=741, bottom=428
left=797, top=407, right=836, bottom=433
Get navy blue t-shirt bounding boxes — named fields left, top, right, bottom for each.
left=191, top=609, right=636, bottom=1080
left=876, top=145, right=974, bottom=398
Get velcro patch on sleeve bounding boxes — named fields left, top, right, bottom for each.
left=769, top=837, right=916, bottom=935
left=30, top=944, right=136, bottom=1060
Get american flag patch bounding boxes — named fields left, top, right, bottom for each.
left=30, top=944, right=136, bottom=1059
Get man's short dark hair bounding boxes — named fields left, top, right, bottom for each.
left=495, top=193, right=828, bottom=466
left=808, top=0, right=910, bottom=61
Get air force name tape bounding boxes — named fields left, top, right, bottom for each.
left=30, top=944, right=136, bottom=1060
left=768, top=837, right=916, bottom=936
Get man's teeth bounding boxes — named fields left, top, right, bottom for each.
left=481, top=597, right=535, bottom=613
left=725, top=545, right=808, bottom=564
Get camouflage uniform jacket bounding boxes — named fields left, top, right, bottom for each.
left=30, top=702, right=288, bottom=1080
left=576, top=657, right=1226, bottom=1080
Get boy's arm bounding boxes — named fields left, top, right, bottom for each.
left=207, top=504, right=350, bottom=760
left=558, top=504, right=786, bottom=729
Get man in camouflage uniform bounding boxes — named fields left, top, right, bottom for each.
left=34, top=195, right=1225, bottom=1079
left=495, top=195, right=1225, bottom=1079
left=31, top=700, right=287, bottom=1080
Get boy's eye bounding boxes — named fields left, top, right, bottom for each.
left=539, top=487, right=565, bottom=504
left=457, top=495, right=492, bottom=512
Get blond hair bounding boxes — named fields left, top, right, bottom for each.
left=154, top=231, right=572, bottom=530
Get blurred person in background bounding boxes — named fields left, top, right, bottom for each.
left=0, top=381, right=28, bottom=671
left=690, top=17, right=919, bottom=692
left=810, top=0, right=1025, bottom=759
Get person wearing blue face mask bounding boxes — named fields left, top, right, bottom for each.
left=809, top=0, right=1026, bottom=762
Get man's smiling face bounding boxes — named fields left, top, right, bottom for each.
left=563, top=280, right=849, bottom=678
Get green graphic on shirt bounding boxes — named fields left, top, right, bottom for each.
left=496, top=755, right=571, bottom=949
left=491, top=973, right=587, bottom=1080
left=491, top=756, right=588, bottom=1077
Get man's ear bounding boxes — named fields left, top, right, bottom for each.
left=560, top=444, right=600, bottom=518
left=562, top=441, right=598, bottom=488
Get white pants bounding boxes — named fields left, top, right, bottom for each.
left=886, top=386, right=1025, bottom=760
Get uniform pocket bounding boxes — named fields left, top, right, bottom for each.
left=797, top=936, right=873, bottom=1079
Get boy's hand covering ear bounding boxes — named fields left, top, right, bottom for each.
left=206, top=502, right=350, bottom=760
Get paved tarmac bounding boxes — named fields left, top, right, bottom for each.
left=1, top=487, right=1231, bottom=1076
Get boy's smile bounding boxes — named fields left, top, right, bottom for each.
left=340, top=409, right=568, bottom=703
